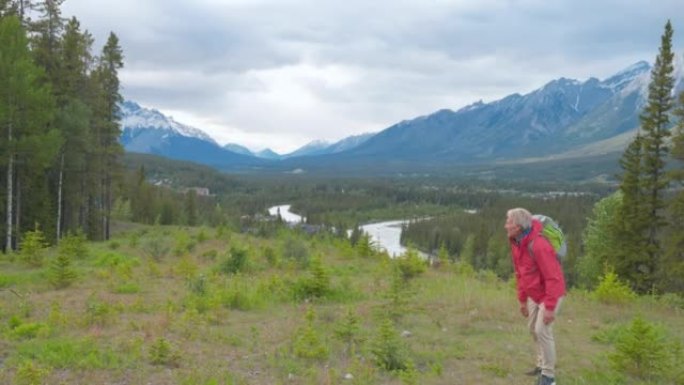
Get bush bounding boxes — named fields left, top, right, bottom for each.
left=292, top=308, right=329, bottom=361
left=292, top=256, right=330, bottom=301
left=593, top=269, right=636, bottom=305
left=282, top=237, right=309, bottom=268
left=609, top=315, right=670, bottom=380
left=20, top=227, right=47, bottom=267
left=14, top=360, right=49, bottom=385
left=370, top=318, right=408, bottom=371
left=395, top=249, right=427, bottom=281
left=220, top=247, right=249, bottom=275
left=149, top=337, right=181, bottom=367
left=48, top=252, right=77, bottom=289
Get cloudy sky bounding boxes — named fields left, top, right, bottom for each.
left=61, top=0, right=683, bottom=153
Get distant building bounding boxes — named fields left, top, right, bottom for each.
left=185, top=187, right=210, bottom=196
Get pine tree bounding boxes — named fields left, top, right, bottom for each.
left=0, top=15, right=57, bottom=251
left=53, top=17, right=94, bottom=240
left=614, top=21, right=676, bottom=293
left=662, top=89, right=684, bottom=292
left=638, top=20, right=675, bottom=290
left=88, top=32, right=123, bottom=240
left=613, top=135, right=650, bottom=290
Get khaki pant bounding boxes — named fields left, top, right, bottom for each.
left=527, top=297, right=563, bottom=378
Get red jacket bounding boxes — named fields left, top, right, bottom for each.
left=510, top=219, right=566, bottom=311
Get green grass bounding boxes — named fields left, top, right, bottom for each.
left=0, top=223, right=682, bottom=384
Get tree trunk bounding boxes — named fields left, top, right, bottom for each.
left=5, top=124, right=13, bottom=252
left=56, top=151, right=64, bottom=243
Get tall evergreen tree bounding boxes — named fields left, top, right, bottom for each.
left=663, top=89, right=684, bottom=291
left=88, top=32, right=123, bottom=240
left=637, top=20, right=675, bottom=291
left=613, top=134, right=650, bottom=290
left=52, top=17, right=93, bottom=241
left=0, top=15, right=57, bottom=251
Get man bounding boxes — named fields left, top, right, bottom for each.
left=505, top=208, right=566, bottom=385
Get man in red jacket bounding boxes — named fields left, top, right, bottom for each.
left=506, top=208, right=566, bottom=385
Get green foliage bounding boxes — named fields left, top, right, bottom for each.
left=48, top=250, right=77, bottom=289
left=370, top=318, right=408, bottom=371
left=14, top=360, right=50, bottom=385
left=292, top=308, right=329, bottom=361
left=216, top=275, right=264, bottom=311
left=59, top=231, right=88, bottom=259
left=9, top=321, right=49, bottom=340
left=395, top=248, right=427, bottom=281
left=383, top=264, right=413, bottom=322
left=187, top=274, right=208, bottom=296
left=333, top=307, right=363, bottom=353
left=112, top=282, right=140, bottom=294
left=281, top=237, right=310, bottom=267
left=399, top=360, right=420, bottom=385
left=173, top=231, right=196, bottom=256
left=293, top=255, right=330, bottom=301
left=579, top=192, right=622, bottom=289
left=356, top=233, right=375, bottom=257
left=85, top=297, right=116, bottom=326
left=16, top=338, right=130, bottom=369
left=142, top=235, right=170, bottom=261
left=608, top=316, right=670, bottom=380
left=149, top=337, right=181, bottom=367
left=219, top=246, right=249, bottom=275
left=19, top=227, right=48, bottom=267
left=593, top=269, right=636, bottom=305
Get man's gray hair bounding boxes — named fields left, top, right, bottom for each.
left=507, top=208, right=532, bottom=230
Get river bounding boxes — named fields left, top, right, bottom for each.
left=268, top=204, right=422, bottom=258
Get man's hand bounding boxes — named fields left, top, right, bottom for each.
left=543, top=309, right=555, bottom=324
left=520, top=302, right=529, bottom=318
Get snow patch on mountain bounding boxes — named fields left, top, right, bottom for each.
left=120, top=101, right=217, bottom=144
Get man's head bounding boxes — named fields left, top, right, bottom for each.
left=505, top=208, right=532, bottom=238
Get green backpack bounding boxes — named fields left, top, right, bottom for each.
left=528, top=214, right=567, bottom=262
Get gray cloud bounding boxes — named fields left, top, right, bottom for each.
left=62, top=0, right=684, bottom=152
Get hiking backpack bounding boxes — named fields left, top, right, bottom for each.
left=528, top=214, right=567, bottom=262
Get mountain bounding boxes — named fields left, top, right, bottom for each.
left=223, top=143, right=254, bottom=156
left=119, top=56, right=684, bottom=181
left=283, top=133, right=376, bottom=158
left=325, top=133, right=375, bottom=153
left=119, top=101, right=266, bottom=170
left=283, top=140, right=331, bottom=158
left=275, top=59, right=678, bottom=179
left=255, top=148, right=282, bottom=160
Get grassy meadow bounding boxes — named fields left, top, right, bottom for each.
left=0, top=222, right=682, bottom=385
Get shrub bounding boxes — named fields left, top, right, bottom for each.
left=143, top=236, right=170, bottom=261
left=149, top=337, right=181, bottom=367
left=370, top=318, right=408, bottom=371
left=220, top=247, right=249, bottom=275
left=593, top=269, right=636, bottom=305
left=282, top=237, right=309, bottom=268
left=292, top=308, right=329, bottom=361
left=20, top=227, right=47, bottom=267
left=10, top=321, right=49, bottom=340
left=48, top=252, right=77, bottom=289
left=173, top=232, right=196, bottom=256
left=333, top=307, right=363, bottom=353
left=609, top=315, right=670, bottom=380
left=395, top=249, right=426, bottom=281
left=14, top=360, right=49, bottom=385
left=59, top=231, right=88, bottom=259
left=292, top=256, right=330, bottom=301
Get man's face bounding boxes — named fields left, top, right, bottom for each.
left=505, top=215, right=522, bottom=238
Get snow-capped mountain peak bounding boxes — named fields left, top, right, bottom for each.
left=120, top=100, right=217, bottom=144
left=601, top=61, right=651, bottom=93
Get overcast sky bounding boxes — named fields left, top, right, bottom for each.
left=61, top=0, right=683, bottom=153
